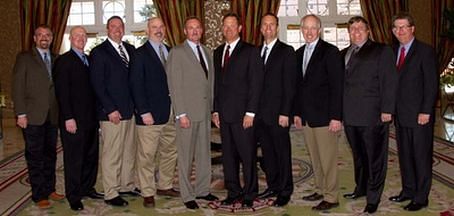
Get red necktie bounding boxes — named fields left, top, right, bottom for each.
left=397, top=46, right=406, bottom=71
left=223, top=45, right=230, bottom=72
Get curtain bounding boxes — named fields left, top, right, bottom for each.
left=359, top=0, right=407, bottom=44
left=433, top=0, right=454, bottom=72
left=230, top=0, right=281, bottom=46
left=154, top=0, right=204, bottom=47
left=19, top=0, right=72, bottom=53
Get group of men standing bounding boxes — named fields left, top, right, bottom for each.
left=12, top=10, right=436, bottom=214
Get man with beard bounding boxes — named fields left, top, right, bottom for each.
left=130, top=17, right=179, bottom=208
left=12, top=25, right=65, bottom=209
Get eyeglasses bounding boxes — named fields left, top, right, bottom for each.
left=393, top=25, right=412, bottom=31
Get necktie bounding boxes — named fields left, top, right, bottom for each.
left=118, top=45, right=129, bottom=67
left=159, top=44, right=166, bottom=65
left=397, top=46, right=406, bottom=71
left=82, top=54, right=89, bottom=66
left=196, top=45, right=208, bottom=78
left=302, top=45, right=312, bottom=76
left=223, top=45, right=230, bottom=72
left=345, top=45, right=359, bottom=69
left=43, top=52, right=52, bottom=79
left=262, top=46, right=268, bottom=64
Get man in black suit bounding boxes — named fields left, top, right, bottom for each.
left=341, top=16, right=398, bottom=214
left=255, top=13, right=296, bottom=207
left=293, top=14, right=343, bottom=211
left=12, top=24, right=64, bottom=209
left=388, top=13, right=438, bottom=211
left=130, top=17, right=179, bottom=209
left=212, top=13, right=264, bottom=208
left=54, top=26, right=103, bottom=211
left=90, top=16, right=138, bottom=207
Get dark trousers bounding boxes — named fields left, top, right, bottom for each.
left=220, top=121, right=258, bottom=200
left=344, top=124, right=389, bottom=205
left=22, top=121, right=58, bottom=202
left=61, top=127, right=99, bottom=203
left=255, top=119, right=293, bottom=197
left=395, top=123, right=433, bottom=204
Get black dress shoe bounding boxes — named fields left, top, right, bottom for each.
left=105, top=196, right=129, bottom=206
left=69, top=200, right=84, bottom=211
left=242, top=199, right=254, bottom=207
left=364, top=203, right=378, bottom=214
left=257, top=189, right=277, bottom=199
left=273, top=196, right=291, bottom=207
left=221, top=196, right=240, bottom=205
left=343, top=192, right=365, bottom=199
left=119, top=188, right=141, bottom=196
left=404, top=201, right=427, bottom=211
left=302, top=192, right=324, bottom=201
left=196, top=193, right=219, bottom=201
left=184, top=200, right=199, bottom=209
left=312, top=200, right=339, bottom=210
left=389, top=194, right=411, bottom=202
left=86, top=191, right=104, bottom=199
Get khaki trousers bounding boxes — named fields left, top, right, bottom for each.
left=136, top=117, right=177, bottom=197
left=302, top=125, right=339, bottom=203
left=100, top=118, right=137, bottom=200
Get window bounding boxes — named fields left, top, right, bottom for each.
left=67, top=1, right=95, bottom=25
left=337, top=0, right=361, bottom=15
left=102, top=0, right=126, bottom=24
left=133, top=0, right=155, bottom=23
left=278, top=0, right=299, bottom=17
left=307, top=0, right=329, bottom=16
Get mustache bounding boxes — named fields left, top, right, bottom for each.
left=154, top=32, right=163, bottom=37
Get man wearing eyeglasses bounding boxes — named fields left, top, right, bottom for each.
left=388, top=13, right=438, bottom=212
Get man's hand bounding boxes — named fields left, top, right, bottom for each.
left=418, top=113, right=430, bottom=125
left=381, top=113, right=392, bottom=123
left=294, top=116, right=303, bottom=129
left=108, top=110, right=122, bottom=124
left=328, top=120, right=342, bottom=133
left=179, top=116, right=191, bottom=128
left=243, top=115, right=254, bottom=129
left=279, top=115, right=289, bottom=128
left=212, top=113, right=220, bottom=128
left=17, top=116, right=28, bottom=129
left=141, top=113, right=154, bottom=125
left=65, top=119, right=77, bottom=134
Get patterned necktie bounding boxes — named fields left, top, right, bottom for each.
left=159, top=44, right=166, bottom=65
left=397, top=46, right=406, bottom=71
left=82, top=54, right=89, bottom=66
left=118, top=45, right=129, bottom=67
left=262, top=46, right=268, bottom=64
left=223, top=45, right=230, bottom=72
left=196, top=45, right=208, bottom=78
left=43, top=52, right=52, bottom=79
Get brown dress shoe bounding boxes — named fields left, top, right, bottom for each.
left=312, top=200, right=339, bottom=210
left=302, top=192, right=324, bottom=201
left=143, top=196, right=155, bottom=208
left=157, top=188, right=180, bottom=197
left=37, top=200, right=51, bottom=209
left=49, top=192, right=65, bottom=201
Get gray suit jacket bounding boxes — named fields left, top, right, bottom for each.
left=166, top=40, right=214, bottom=122
left=12, top=47, right=58, bottom=125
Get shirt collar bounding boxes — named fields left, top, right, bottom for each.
left=186, top=39, right=200, bottom=50
left=263, top=38, right=278, bottom=50
left=400, top=37, right=415, bottom=51
left=306, top=38, right=319, bottom=50
left=36, top=47, right=50, bottom=57
left=225, top=37, right=240, bottom=51
left=107, top=37, right=122, bottom=49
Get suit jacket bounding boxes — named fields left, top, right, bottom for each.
left=54, top=49, right=97, bottom=130
left=257, top=40, right=297, bottom=125
left=166, top=40, right=213, bottom=122
left=90, top=40, right=135, bottom=121
left=394, top=39, right=438, bottom=127
left=341, top=40, right=398, bottom=126
left=12, top=47, right=58, bottom=125
left=213, top=40, right=264, bottom=123
left=294, top=39, right=344, bottom=127
left=129, top=41, right=171, bottom=125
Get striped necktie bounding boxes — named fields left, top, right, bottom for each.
left=118, top=45, right=129, bottom=67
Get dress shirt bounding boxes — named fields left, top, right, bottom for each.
left=148, top=40, right=168, bottom=62
left=107, top=38, right=129, bottom=61
left=186, top=39, right=208, bottom=68
left=261, top=38, right=278, bottom=64
left=222, top=37, right=240, bottom=67
left=396, top=37, right=414, bottom=65
left=72, top=48, right=88, bottom=65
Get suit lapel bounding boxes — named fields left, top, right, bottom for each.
left=144, top=42, right=166, bottom=70
left=304, top=40, right=322, bottom=78
left=103, top=40, right=129, bottom=69
left=32, top=48, right=51, bottom=78
left=264, top=40, right=280, bottom=72
left=183, top=41, right=208, bottom=78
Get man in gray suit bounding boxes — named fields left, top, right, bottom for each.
left=12, top=25, right=65, bottom=209
left=166, top=16, right=219, bottom=209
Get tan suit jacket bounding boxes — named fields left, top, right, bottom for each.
left=12, top=47, right=58, bottom=125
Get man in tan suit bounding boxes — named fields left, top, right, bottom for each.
left=166, top=16, right=219, bottom=209
left=12, top=25, right=65, bottom=209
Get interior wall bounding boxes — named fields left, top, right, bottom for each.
left=408, top=0, right=433, bottom=45
left=0, top=0, right=21, bottom=119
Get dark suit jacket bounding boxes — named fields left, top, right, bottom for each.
left=394, top=39, right=438, bottom=127
left=294, top=39, right=344, bottom=127
left=341, top=40, right=398, bottom=126
left=54, top=49, right=97, bottom=130
left=89, top=40, right=135, bottom=121
left=129, top=41, right=171, bottom=125
left=213, top=40, right=264, bottom=123
left=12, top=47, right=58, bottom=125
left=257, top=40, right=297, bottom=125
